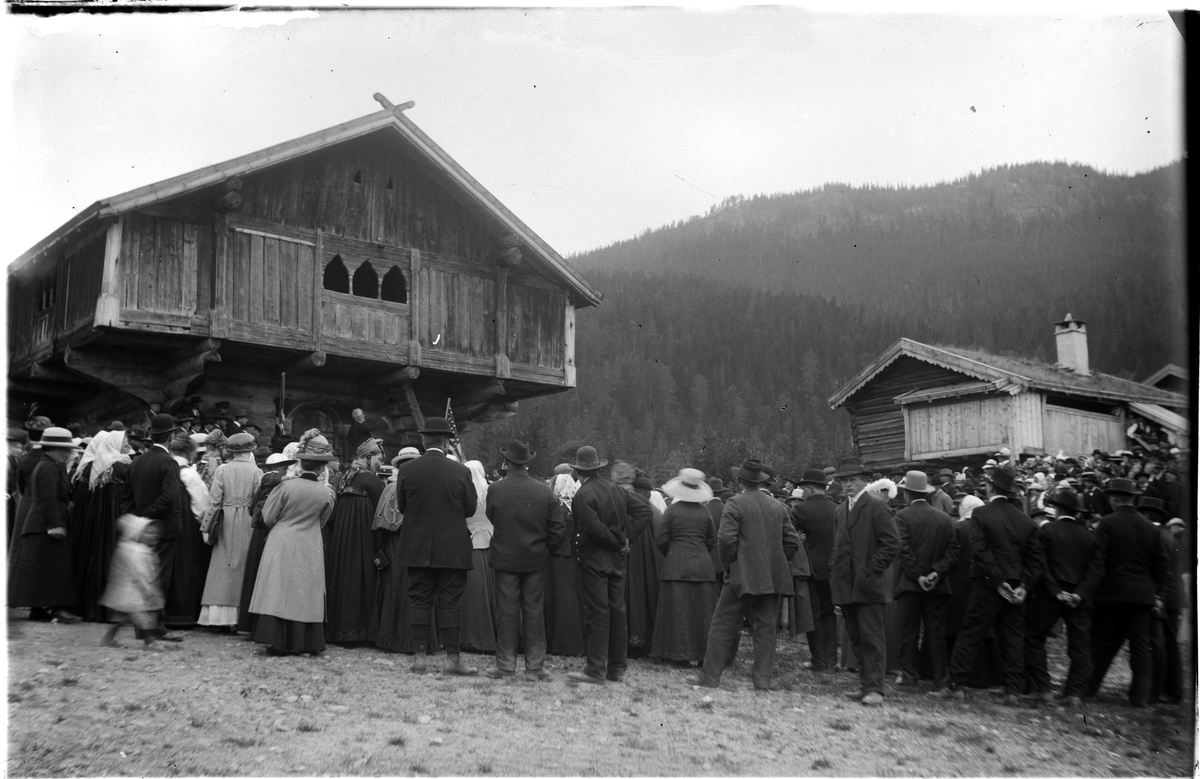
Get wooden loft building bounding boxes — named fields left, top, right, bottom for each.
left=8, top=97, right=602, bottom=454
left=827, top=314, right=1187, bottom=470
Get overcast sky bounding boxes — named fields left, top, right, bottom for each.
left=4, top=8, right=1184, bottom=262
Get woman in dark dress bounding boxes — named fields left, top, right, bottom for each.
left=325, top=439, right=385, bottom=643
left=371, top=448, right=440, bottom=653
left=8, top=427, right=82, bottom=621
left=166, top=433, right=214, bottom=628
left=544, top=469, right=585, bottom=656
left=69, top=430, right=131, bottom=622
left=616, top=464, right=663, bottom=652
left=236, top=452, right=296, bottom=634
left=650, top=468, right=718, bottom=665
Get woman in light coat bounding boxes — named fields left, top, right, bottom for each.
left=249, top=431, right=337, bottom=655
left=198, top=432, right=262, bottom=629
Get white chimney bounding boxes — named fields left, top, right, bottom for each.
left=1054, top=313, right=1090, bottom=376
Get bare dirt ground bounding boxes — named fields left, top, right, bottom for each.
left=7, top=612, right=1194, bottom=777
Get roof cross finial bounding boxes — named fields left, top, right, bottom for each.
left=374, top=93, right=415, bottom=116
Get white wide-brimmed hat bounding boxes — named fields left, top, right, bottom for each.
left=663, top=468, right=713, bottom=503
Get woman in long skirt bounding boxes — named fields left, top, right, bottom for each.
left=249, top=432, right=337, bottom=655
left=68, top=430, right=131, bottom=622
left=650, top=469, right=718, bottom=665
left=325, top=439, right=384, bottom=643
left=615, top=464, right=663, bottom=652
left=544, top=468, right=585, bottom=656
left=236, top=452, right=296, bottom=634
left=166, top=433, right=213, bottom=628
left=198, top=432, right=262, bottom=629
left=459, top=460, right=496, bottom=653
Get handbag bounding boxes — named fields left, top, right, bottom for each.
left=373, top=548, right=390, bottom=571
left=205, top=508, right=225, bottom=546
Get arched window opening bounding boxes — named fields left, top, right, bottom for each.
left=381, top=266, right=408, bottom=304
left=353, top=170, right=362, bottom=185
left=323, top=255, right=350, bottom=293
left=352, top=261, right=378, bottom=299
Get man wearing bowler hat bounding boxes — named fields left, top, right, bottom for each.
left=120, top=413, right=186, bottom=641
left=937, top=466, right=1043, bottom=704
left=828, top=457, right=900, bottom=705
left=791, top=468, right=839, bottom=672
left=685, top=458, right=800, bottom=691
left=1081, top=478, right=1171, bottom=707
left=893, top=470, right=959, bottom=692
left=484, top=439, right=567, bottom=680
left=394, top=417, right=479, bottom=676
left=1021, top=489, right=1098, bottom=707
left=568, top=445, right=654, bottom=684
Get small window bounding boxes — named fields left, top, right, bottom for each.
left=352, top=261, right=378, bottom=299
left=386, top=177, right=394, bottom=191
left=323, top=255, right=350, bottom=293
left=353, top=170, right=362, bottom=185
left=381, top=266, right=407, bottom=303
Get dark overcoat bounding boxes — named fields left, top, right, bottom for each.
left=394, top=451, right=477, bottom=570
left=829, top=491, right=900, bottom=605
left=1031, top=516, right=1096, bottom=597
left=967, top=498, right=1043, bottom=590
left=121, top=445, right=183, bottom=540
left=718, top=489, right=799, bottom=597
left=1079, top=505, right=1171, bottom=605
left=791, top=494, right=837, bottom=580
left=893, top=499, right=959, bottom=595
left=655, top=501, right=717, bottom=582
left=571, top=476, right=652, bottom=562
left=486, top=471, right=567, bottom=573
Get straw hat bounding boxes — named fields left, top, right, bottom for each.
left=391, top=446, right=421, bottom=468
left=264, top=452, right=297, bottom=468
left=224, top=433, right=257, bottom=454
left=663, top=468, right=713, bottom=503
left=37, top=427, right=81, bottom=449
left=899, top=470, right=937, bottom=494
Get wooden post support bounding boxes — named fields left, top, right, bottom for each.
left=211, top=213, right=229, bottom=337
left=494, top=266, right=510, bottom=379
left=376, top=365, right=421, bottom=386
left=407, top=248, right=422, bottom=366
left=281, top=351, right=327, bottom=373
left=313, top=229, right=324, bottom=351
left=402, top=381, right=425, bottom=432
left=564, top=301, right=576, bottom=388
left=94, top=216, right=124, bottom=328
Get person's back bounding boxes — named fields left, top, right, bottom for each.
left=1088, top=506, right=1167, bottom=604
left=395, top=452, right=476, bottom=569
left=487, top=470, right=564, bottom=573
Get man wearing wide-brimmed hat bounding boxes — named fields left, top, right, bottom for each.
left=1021, top=489, right=1097, bottom=707
left=567, top=445, right=654, bottom=685
left=7, top=427, right=83, bottom=623
left=828, top=457, right=900, bottom=705
left=482, top=440, right=567, bottom=681
left=684, top=458, right=800, bottom=691
left=1081, top=478, right=1172, bottom=707
left=938, top=465, right=1043, bottom=704
left=790, top=468, right=838, bottom=672
left=394, top=417, right=480, bottom=676
left=893, top=470, right=959, bottom=694
left=120, top=413, right=186, bottom=641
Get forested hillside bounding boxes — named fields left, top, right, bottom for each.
left=463, top=162, right=1188, bottom=482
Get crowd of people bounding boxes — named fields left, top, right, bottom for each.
left=5, top=410, right=1191, bottom=709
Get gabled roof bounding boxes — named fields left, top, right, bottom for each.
left=828, top=337, right=1187, bottom=409
left=12, top=107, right=602, bottom=307
left=1142, top=363, right=1189, bottom=388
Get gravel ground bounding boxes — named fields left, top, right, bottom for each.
left=7, top=612, right=1194, bottom=777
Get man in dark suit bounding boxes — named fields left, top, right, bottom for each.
left=828, top=457, right=900, bottom=705
left=937, top=466, right=1044, bottom=704
left=685, top=458, right=800, bottom=691
left=1082, top=478, right=1172, bottom=707
left=394, top=417, right=478, bottom=676
left=483, top=439, right=566, bottom=681
left=791, top=468, right=839, bottom=672
left=930, top=469, right=956, bottom=516
left=568, top=446, right=653, bottom=685
left=120, top=413, right=184, bottom=641
left=1021, top=489, right=1097, bottom=707
left=892, top=470, right=959, bottom=692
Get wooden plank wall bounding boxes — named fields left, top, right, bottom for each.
left=227, top=228, right=315, bottom=334
left=416, top=266, right=496, bottom=361
left=1010, top=392, right=1044, bottom=454
left=120, top=212, right=201, bottom=316
left=845, top=356, right=975, bottom=465
left=906, top=395, right=1011, bottom=457
left=506, top=283, right=565, bottom=370
left=1043, top=404, right=1125, bottom=455
left=320, top=293, right=408, bottom=351
left=57, top=234, right=105, bottom=333
left=235, top=131, right=493, bottom=263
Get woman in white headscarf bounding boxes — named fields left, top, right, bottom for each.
left=458, top=460, right=497, bottom=653
left=68, top=430, right=132, bottom=622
